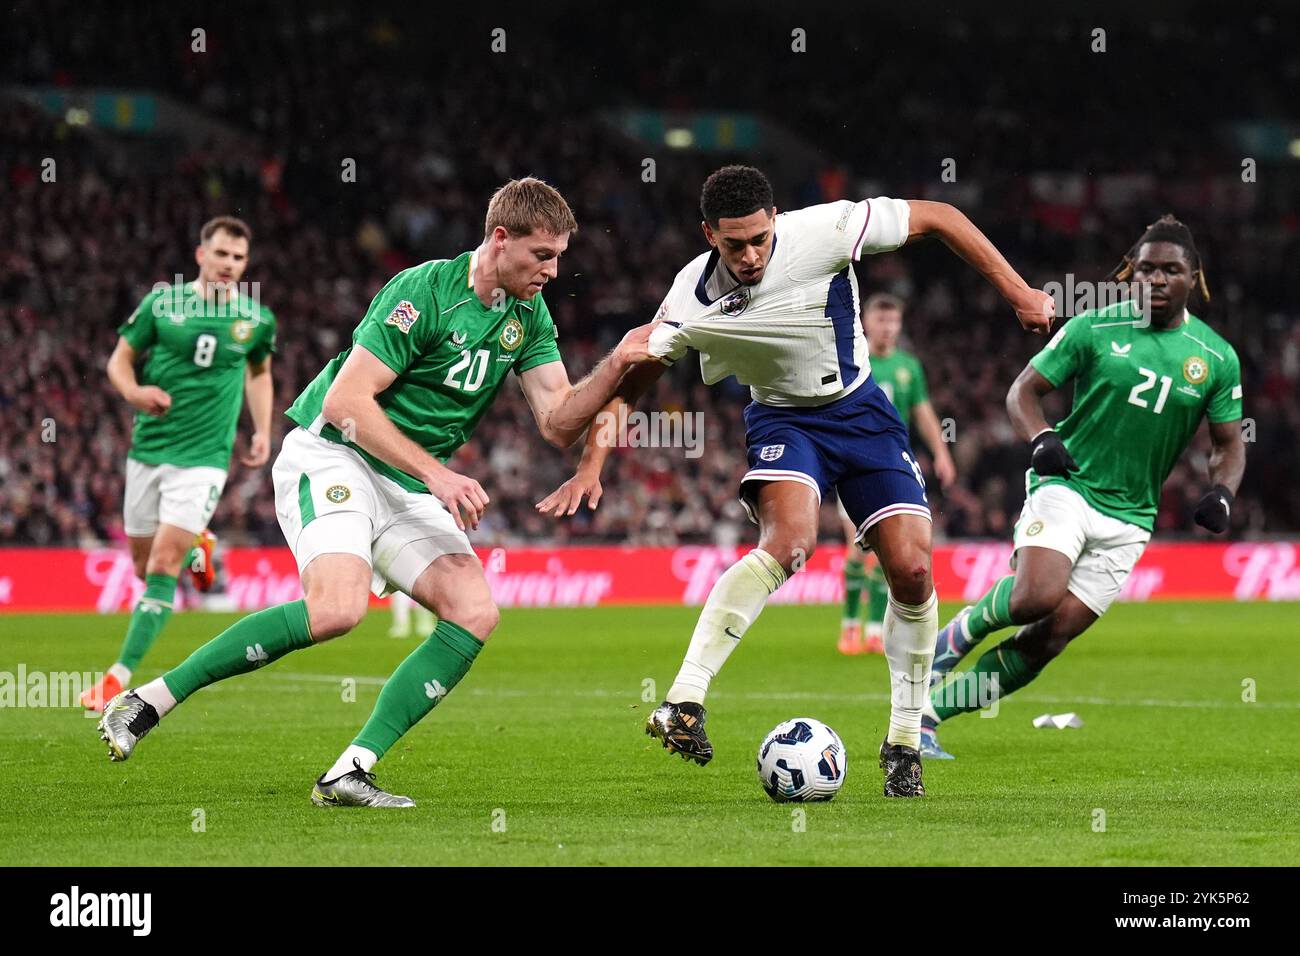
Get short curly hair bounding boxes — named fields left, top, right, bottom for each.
left=700, top=165, right=774, bottom=226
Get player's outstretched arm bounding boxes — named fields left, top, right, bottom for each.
left=535, top=360, right=668, bottom=517
left=241, top=357, right=274, bottom=467
left=322, top=345, right=489, bottom=530
left=1007, top=364, right=1079, bottom=478
left=1194, top=420, right=1246, bottom=534
left=518, top=322, right=659, bottom=450
left=904, top=200, right=1055, bottom=335
left=107, top=336, right=171, bottom=416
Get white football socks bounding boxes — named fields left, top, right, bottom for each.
left=667, top=548, right=787, bottom=705
left=324, top=745, right=378, bottom=781
left=883, top=589, right=938, bottom=749
left=135, top=676, right=178, bottom=718
left=108, top=663, right=132, bottom=686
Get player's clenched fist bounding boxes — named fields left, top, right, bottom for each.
left=1013, top=288, right=1056, bottom=335
left=613, top=321, right=660, bottom=367
left=130, top=385, right=172, bottom=416
left=424, top=466, right=490, bottom=531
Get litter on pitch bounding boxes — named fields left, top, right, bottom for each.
left=1032, top=713, right=1084, bottom=729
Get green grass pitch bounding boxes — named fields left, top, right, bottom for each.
left=2, top=601, right=1297, bottom=866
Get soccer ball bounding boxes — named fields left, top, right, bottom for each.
left=756, top=718, right=848, bottom=802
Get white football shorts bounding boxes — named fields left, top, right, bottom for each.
left=123, top=459, right=227, bottom=537
left=1012, top=482, right=1150, bottom=616
left=272, top=427, right=474, bottom=598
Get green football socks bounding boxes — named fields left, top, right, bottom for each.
left=352, top=620, right=484, bottom=759
left=116, top=572, right=177, bottom=672
left=162, top=599, right=314, bottom=703
left=842, top=555, right=866, bottom=624
left=965, top=573, right=1016, bottom=644
left=931, top=640, right=1041, bottom=720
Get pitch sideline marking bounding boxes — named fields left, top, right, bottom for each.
left=258, top=672, right=1300, bottom=711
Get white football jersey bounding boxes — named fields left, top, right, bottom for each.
left=647, top=197, right=911, bottom=407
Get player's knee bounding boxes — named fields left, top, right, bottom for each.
left=881, top=546, right=932, bottom=605
left=144, top=555, right=182, bottom=578
left=145, top=542, right=188, bottom=577
left=444, top=600, right=499, bottom=642
left=763, top=537, right=816, bottom=576
left=306, top=591, right=369, bottom=641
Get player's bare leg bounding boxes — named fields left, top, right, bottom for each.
left=82, top=523, right=196, bottom=711
left=923, top=593, right=1097, bottom=760
left=862, top=513, right=936, bottom=796
left=315, top=553, right=496, bottom=808
left=648, top=481, right=813, bottom=764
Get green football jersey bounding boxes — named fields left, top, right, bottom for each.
left=286, top=251, right=562, bottom=494
left=1029, top=300, right=1242, bottom=531
left=119, top=282, right=277, bottom=470
left=870, top=348, right=929, bottom=425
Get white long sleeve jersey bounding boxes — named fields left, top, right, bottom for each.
left=646, top=197, right=911, bottom=407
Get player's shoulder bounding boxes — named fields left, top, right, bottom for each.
left=148, top=280, right=189, bottom=307
left=392, top=255, right=463, bottom=300
left=777, top=200, right=856, bottom=236
left=518, top=290, right=550, bottom=318
left=1184, top=313, right=1238, bottom=365
left=1074, top=298, right=1145, bottom=328
left=661, top=250, right=714, bottom=308
left=130, top=281, right=182, bottom=321
left=234, top=291, right=276, bottom=324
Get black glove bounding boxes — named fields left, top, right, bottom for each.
left=1029, top=430, right=1079, bottom=478
left=1194, top=484, right=1233, bottom=534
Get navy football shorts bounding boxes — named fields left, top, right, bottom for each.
left=740, top=376, right=931, bottom=545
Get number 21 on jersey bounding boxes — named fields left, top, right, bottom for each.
left=1127, top=367, right=1171, bottom=415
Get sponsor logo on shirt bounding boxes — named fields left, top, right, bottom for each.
left=719, top=288, right=750, bottom=316
left=499, top=317, right=524, bottom=351
left=385, top=300, right=420, bottom=334
left=1110, top=341, right=1132, bottom=356
left=1183, top=355, right=1208, bottom=384
left=451, top=330, right=467, bottom=346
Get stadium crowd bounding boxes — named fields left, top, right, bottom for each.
left=2, top=3, right=1298, bottom=549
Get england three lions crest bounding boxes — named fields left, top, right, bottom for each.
left=758, top=444, right=785, bottom=461
left=719, top=288, right=750, bottom=316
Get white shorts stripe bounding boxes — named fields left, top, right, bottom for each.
left=738, top=469, right=823, bottom=525
left=854, top=503, right=932, bottom=543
